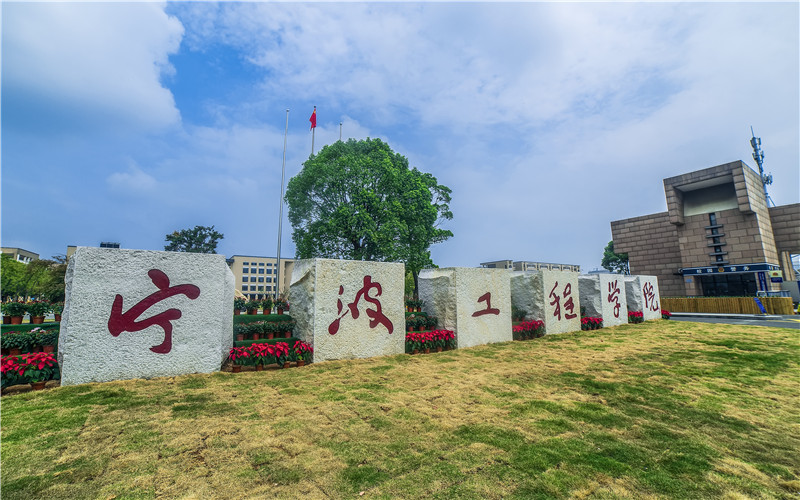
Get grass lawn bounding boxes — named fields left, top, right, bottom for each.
left=2, top=320, right=798, bottom=499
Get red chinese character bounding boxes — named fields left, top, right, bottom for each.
left=607, top=280, right=621, bottom=318
left=643, top=282, right=659, bottom=312
left=107, top=269, right=200, bottom=354
left=472, top=292, right=500, bottom=317
left=549, top=281, right=577, bottom=321
left=328, top=276, right=393, bottom=335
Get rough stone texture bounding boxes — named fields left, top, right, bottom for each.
left=511, top=270, right=580, bottom=334
left=59, top=248, right=234, bottom=386
left=577, top=275, right=629, bottom=327
left=623, top=275, right=661, bottom=320
left=289, top=259, right=405, bottom=362
left=419, top=267, right=511, bottom=349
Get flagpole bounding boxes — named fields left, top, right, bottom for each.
left=275, top=109, right=289, bottom=300
left=339, top=122, right=343, bottom=141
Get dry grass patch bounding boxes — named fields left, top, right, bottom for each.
left=2, top=320, right=798, bottom=499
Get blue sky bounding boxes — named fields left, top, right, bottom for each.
left=3, top=2, right=798, bottom=272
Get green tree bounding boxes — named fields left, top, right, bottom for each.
left=601, top=240, right=630, bottom=275
left=1, top=253, right=26, bottom=300
left=164, top=225, right=224, bottom=254
left=286, top=138, right=453, bottom=296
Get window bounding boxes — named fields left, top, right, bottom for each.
left=258, top=269, right=264, bottom=274
left=242, top=277, right=248, bottom=283
left=243, top=268, right=249, bottom=273
left=250, top=268, right=257, bottom=273
left=242, top=285, right=248, bottom=291
left=258, top=277, right=264, bottom=283
left=258, top=286, right=264, bottom=291
left=259, top=262, right=264, bottom=266
left=243, top=262, right=249, bottom=265
left=266, top=269, right=272, bottom=274
left=266, top=277, right=272, bottom=283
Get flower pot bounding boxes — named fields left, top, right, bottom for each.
left=42, top=344, right=55, bottom=354
left=252, top=333, right=260, bottom=341
left=2, top=316, right=10, bottom=325
left=436, top=346, right=443, bottom=353
left=282, top=362, right=290, bottom=369
left=32, top=317, right=45, bottom=324
left=54, top=314, right=61, bottom=322
left=10, top=316, right=22, bottom=325
left=297, top=360, right=305, bottom=367
left=256, top=365, right=264, bottom=371
left=232, top=365, right=242, bottom=373
left=424, top=348, right=431, bottom=354
left=9, top=348, right=21, bottom=356
left=236, top=334, right=245, bottom=341
left=277, top=308, right=284, bottom=315
left=234, top=310, right=241, bottom=316
left=31, top=381, right=47, bottom=391
left=412, top=349, right=419, bottom=355
left=284, top=331, right=291, bottom=339
left=266, top=332, right=274, bottom=340
left=248, top=309, right=257, bottom=315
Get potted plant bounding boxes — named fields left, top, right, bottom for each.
left=227, top=346, right=250, bottom=373
left=1, top=303, right=11, bottom=324
left=26, top=301, right=51, bottom=324
left=281, top=319, right=296, bottom=338
left=426, top=315, right=438, bottom=331
left=37, top=329, right=59, bottom=353
left=245, top=300, right=260, bottom=315
left=662, top=310, right=672, bottom=320
left=233, top=297, right=246, bottom=316
left=405, top=297, right=415, bottom=313
left=275, top=295, right=289, bottom=315
left=51, top=302, right=64, bottom=322
left=292, top=340, right=313, bottom=366
left=1, top=355, right=25, bottom=390
left=3, top=302, right=27, bottom=325
left=261, top=297, right=274, bottom=315
left=21, top=352, right=58, bottom=390
left=628, top=311, right=644, bottom=324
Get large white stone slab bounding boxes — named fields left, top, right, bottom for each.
left=418, top=267, right=511, bottom=349
left=511, top=270, right=580, bottom=334
left=289, top=259, right=405, bottom=362
left=578, top=275, right=629, bottom=327
left=59, top=247, right=234, bottom=386
left=623, top=275, right=661, bottom=321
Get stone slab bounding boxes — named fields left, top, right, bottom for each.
left=623, top=275, right=661, bottom=320
left=511, top=270, right=580, bottom=334
left=419, top=267, right=511, bottom=349
left=289, top=258, right=405, bottom=362
left=578, top=275, right=629, bottom=327
left=59, top=247, right=234, bottom=386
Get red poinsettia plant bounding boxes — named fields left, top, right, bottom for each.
left=580, top=317, right=603, bottom=331
left=19, top=352, right=58, bottom=383
left=513, top=320, right=545, bottom=340
left=228, top=346, right=251, bottom=366
left=291, top=340, right=313, bottom=362
left=661, top=310, right=672, bottom=320
left=628, top=311, right=644, bottom=324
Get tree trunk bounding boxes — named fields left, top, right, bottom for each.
left=412, top=270, right=420, bottom=299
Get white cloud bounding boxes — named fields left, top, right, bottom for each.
left=4, top=2, right=184, bottom=132
left=107, top=161, right=158, bottom=193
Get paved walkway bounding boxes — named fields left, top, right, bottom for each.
left=671, top=313, right=800, bottom=329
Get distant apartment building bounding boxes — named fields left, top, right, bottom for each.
left=611, top=160, right=799, bottom=297
left=67, top=242, right=120, bottom=261
left=227, top=255, right=295, bottom=300
left=1, top=247, right=39, bottom=264
left=480, top=260, right=581, bottom=273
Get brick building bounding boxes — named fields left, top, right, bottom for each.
left=611, top=161, right=799, bottom=297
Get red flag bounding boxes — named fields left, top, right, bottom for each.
left=309, top=107, right=316, bottom=129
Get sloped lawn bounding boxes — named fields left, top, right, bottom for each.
left=2, top=320, right=798, bottom=499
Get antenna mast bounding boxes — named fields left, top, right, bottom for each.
left=749, top=127, right=774, bottom=207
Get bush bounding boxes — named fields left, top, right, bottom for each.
left=628, top=311, right=644, bottom=324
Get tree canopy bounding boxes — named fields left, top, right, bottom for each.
left=601, top=240, right=630, bottom=275
left=286, top=138, right=453, bottom=295
left=164, top=225, right=223, bottom=254
left=1, top=254, right=67, bottom=301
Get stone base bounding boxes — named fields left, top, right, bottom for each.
left=511, top=270, right=581, bottom=334
left=289, top=259, right=405, bottom=362
left=419, top=267, right=511, bottom=349
left=59, top=248, right=234, bottom=386
left=578, top=275, right=629, bottom=327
